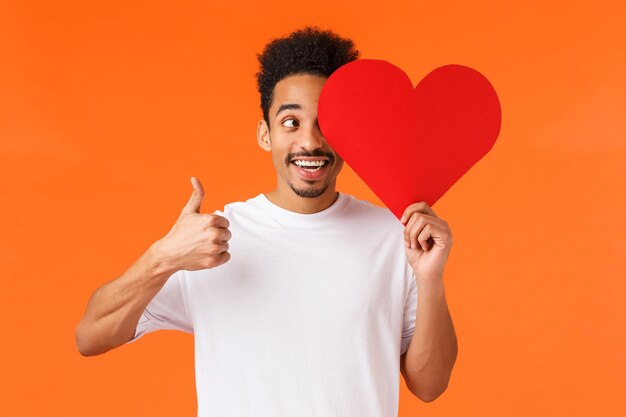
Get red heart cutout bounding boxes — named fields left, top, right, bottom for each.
left=318, top=59, right=501, bottom=219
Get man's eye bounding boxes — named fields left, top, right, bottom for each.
left=282, top=118, right=299, bottom=128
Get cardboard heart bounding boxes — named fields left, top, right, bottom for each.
left=318, top=59, right=501, bottom=219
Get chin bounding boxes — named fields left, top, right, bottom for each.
left=289, top=182, right=329, bottom=199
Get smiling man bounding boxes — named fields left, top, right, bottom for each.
left=76, top=26, right=458, bottom=416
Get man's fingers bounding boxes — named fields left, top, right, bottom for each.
left=180, top=176, right=205, bottom=216
left=215, top=241, right=229, bottom=253
left=417, top=224, right=433, bottom=251
left=409, top=216, right=426, bottom=250
left=206, top=213, right=230, bottom=229
left=404, top=212, right=420, bottom=247
left=400, top=202, right=437, bottom=224
left=404, top=212, right=440, bottom=246
left=214, top=251, right=231, bottom=266
left=404, top=212, right=448, bottom=250
left=218, top=227, right=232, bottom=242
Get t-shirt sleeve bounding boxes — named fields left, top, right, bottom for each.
left=400, top=270, right=418, bottom=355
left=126, top=270, right=193, bottom=344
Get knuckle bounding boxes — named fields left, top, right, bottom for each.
left=214, top=214, right=227, bottom=225
left=213, top=252, right=230, bottom=266
left=200, top=215, right=214, bottom=228
left=210, top=252, right=229, bottom=267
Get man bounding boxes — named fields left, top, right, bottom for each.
left=76, top=26, right=457, bottom=416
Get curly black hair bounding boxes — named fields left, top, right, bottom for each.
left=255, top=26, right=360, bottom=127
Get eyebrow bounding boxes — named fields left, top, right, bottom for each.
left=275, top=103, right=301, bottom=117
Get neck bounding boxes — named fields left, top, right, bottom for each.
left=264, top=181, right=339, bottom=214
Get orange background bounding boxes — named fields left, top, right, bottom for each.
left=1, top=1, right=624, bottom=416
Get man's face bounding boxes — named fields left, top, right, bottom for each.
left=257, top=73, right=344, bottom=199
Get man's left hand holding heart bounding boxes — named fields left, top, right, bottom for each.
left=400, top=202, right=453, bottom=281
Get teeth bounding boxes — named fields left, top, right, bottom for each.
left=293, top=160, right=327, bottom=167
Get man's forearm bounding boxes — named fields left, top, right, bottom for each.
left=403, top=277, right=458, bottom=401
left=75, top=242, right=177, bottom=356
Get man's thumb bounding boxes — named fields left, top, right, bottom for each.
left=180, top=176, right=205, bottom=216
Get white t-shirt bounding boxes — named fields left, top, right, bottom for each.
left=128, top=192, right=418, bottom=417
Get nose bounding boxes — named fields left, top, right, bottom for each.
left=297, top=119, right=327, bottom=151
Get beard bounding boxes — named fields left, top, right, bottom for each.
left=287, top=179, right=330, bottom=198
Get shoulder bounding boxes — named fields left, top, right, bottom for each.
left=212, top=194, right=270, bottom=224
left=343, top=194, right=403, bottom=232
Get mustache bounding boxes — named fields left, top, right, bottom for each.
left=285, top=150, right=335, bottom=166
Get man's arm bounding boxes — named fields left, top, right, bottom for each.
left=400, top=278, right=457, bottom=402
left=75, top=177, right=231, bottom=356
left=399, top=201, right=458, bottom=402
left=75, top=243, right=177, bottom=356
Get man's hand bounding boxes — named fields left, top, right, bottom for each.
left=153, top=177, right=231, bottom=272
left=400, top=202, right=453, bottom=280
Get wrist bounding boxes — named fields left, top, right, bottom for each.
left=416, top=275, right=446, bottom=293
left=141, top=240, right=180, bottom=280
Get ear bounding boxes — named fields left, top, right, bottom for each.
left=257, top=119, right=272, bottom=151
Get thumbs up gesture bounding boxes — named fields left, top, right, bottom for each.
left=154, top=177, right=231, bottom=271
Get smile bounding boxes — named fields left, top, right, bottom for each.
left=292, top=159, right=329, bottom=171
left=290, top=158, right=331, bottom=180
